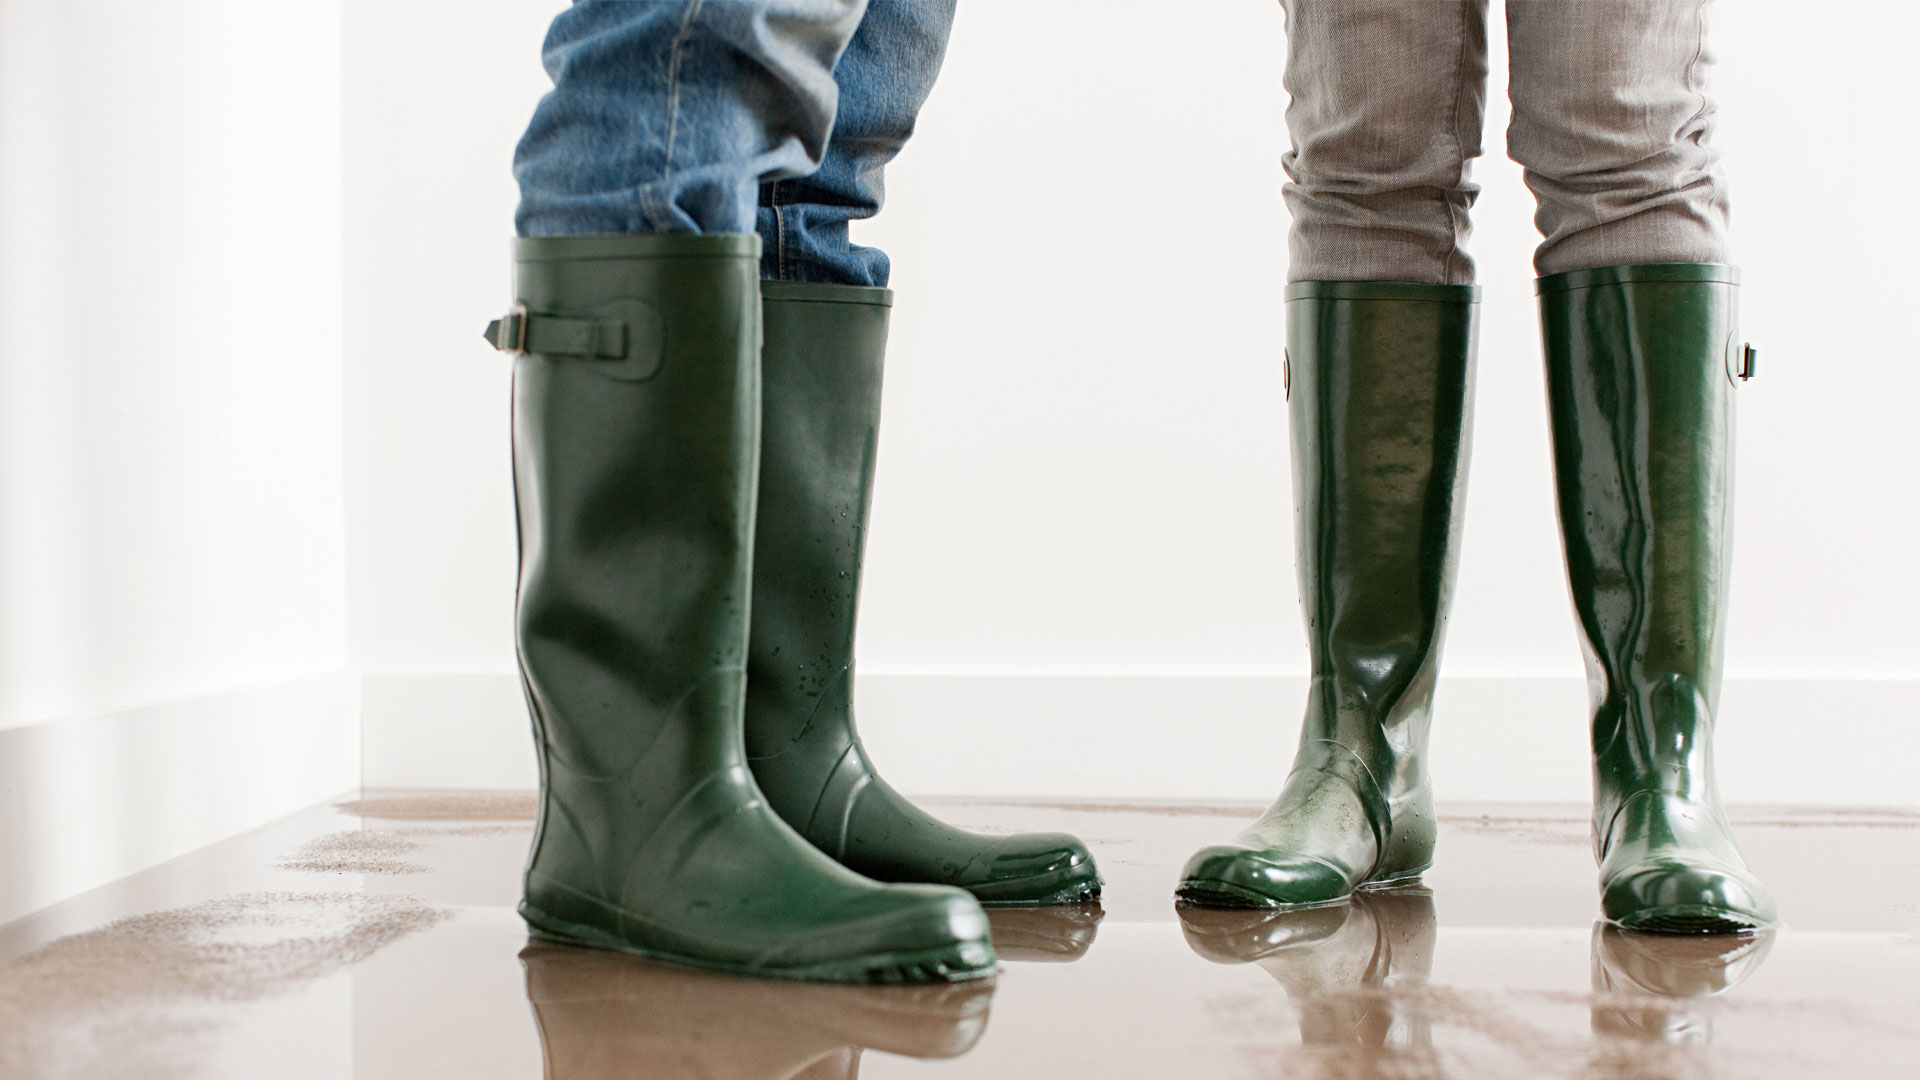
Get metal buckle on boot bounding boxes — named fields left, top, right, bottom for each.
left=500, top=302, right=530, bottom=355
left=1724, top=336, right=1759, bottom=386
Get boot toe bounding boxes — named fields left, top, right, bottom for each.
left=801, top=886, right=999, bottom=983
left=1602, top=860, right=1778, bottom=934
left=965, top=833, right=1102, bottom=906
left=1177, top=844, right=1353, bottom=909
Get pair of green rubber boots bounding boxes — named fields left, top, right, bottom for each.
left=488, top=234, right=1099, bottom=984
left=1178, top=267, right=1776, bottom=934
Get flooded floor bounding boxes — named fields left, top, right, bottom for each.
left=2, top=794, right=1916, bottom=1078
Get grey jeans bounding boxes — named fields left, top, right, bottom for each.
left=1280, top=0, right=1727, bottom=283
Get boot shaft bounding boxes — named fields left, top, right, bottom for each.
left=744, top=282, right=890, bottom=735
left=1168, top=284, right=1475, bottom=907
left=741, top=282, right=892, bottom=825
left=1537, top=263, right=1742, bottom=807
left=508, top=233, right=763, bottom=853
left=1284, top=282, right=1478, bottom=751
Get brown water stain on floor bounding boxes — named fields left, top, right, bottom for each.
left=338, top=793, right=538, bottom=823
left=276, top=823, right=530, bottom=877
left=0, top=891, right=451, bottom=1079
left=277, top=829, right=430, bottom=875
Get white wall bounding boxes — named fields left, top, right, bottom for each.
left=340, top=0, right=549, bottom=674
left=343, top=1, right=1918, bottom=798
left=0, top=0, right=349, bottom=729
left=0, top=0, right=357, bottom=923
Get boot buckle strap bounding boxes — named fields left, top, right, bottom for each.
left=483, top=303, right=630, bottom=360
left=485, top=302, right=529, bottom=355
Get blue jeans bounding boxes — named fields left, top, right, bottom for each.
left=514, top=0, right=956, bottom=287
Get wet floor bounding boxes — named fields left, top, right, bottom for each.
left=2, top=794, right=1917, bottom=1078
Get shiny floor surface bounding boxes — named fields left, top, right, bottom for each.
left=2, top=795, right=1917, bottom=1078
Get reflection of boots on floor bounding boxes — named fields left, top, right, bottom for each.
left=1181, top=890, right=1439, bottom=1056
left=984, top=903, right=1105, bottom=963
left=521, top=942, right=993, bottom=1080
left=744, top=283, right=1100, bottom=908
left=1590, top=923, right=1774, bottom=1045
left=1538, top=264, right=1777, bottom=934
left=1179, top=283, right=1478, bottom=909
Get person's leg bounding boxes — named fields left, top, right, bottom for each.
left=513, top=0, right=863, bottom=238
left=753, top=0, right=954, bottom=284
left=1506, top=0, right=1728, bottom=275
left=487, top=1, right=998, bottom=982
left=1179, top=1, right=1487, bottom=910
left=740, top=0, right=1102, bottom=906
left=1511, top=1, right=1774, bottom=933
left=1280, top=0, right=1490, bottom=284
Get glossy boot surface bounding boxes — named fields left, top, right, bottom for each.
left=744, top=281, right=1100, bottom=907
left=500, top=235, right=994, bottom=982
left=520, top=942, right=993, bottom=1079
left=1539, top=262, right=1778, bottom=934
left=1179, top=282, right=1478, bottom=908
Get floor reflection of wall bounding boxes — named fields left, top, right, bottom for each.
left=350, top=910, right=544, bottom=1080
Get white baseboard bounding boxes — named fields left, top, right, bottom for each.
left=0, top=674, right=360, bottom=926
left=355, top=671, right=1920, bottom=809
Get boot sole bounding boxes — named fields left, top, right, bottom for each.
left=1174, top=865, right=1430, bottom=911
left=970, top=861, right=1104, bottom=908
left=1610, top=904, right=1768, bottom=935
left=519, top=901, right=998, bottom=985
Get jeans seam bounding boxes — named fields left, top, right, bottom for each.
left=774, top=182, right=790, bottom=280
left=1689, top=3, right=1704, bottom=116
left=1684, top=2, right=1710, bottom=132
left=653, top=0, right=705, bottom=222
left=1442, top=0, right=1474, bottom=286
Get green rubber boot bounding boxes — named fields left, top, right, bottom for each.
left=1538, top=263, right=1777, bottom=934
left=744, top=281, right=1101, bottom=907
left=489, top=234, right=995, bottom=982
left=1179, top=282, right=1479, bottom=908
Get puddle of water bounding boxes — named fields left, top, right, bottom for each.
left=0, top=891, right=450, bottom=1079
